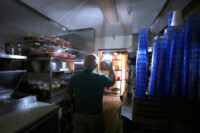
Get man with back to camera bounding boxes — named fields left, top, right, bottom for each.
left=66, top=54, right=115, bottom=133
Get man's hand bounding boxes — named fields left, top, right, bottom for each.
left=64, top=92, right=74, bottom=104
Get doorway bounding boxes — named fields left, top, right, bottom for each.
left=97, top=49, right=128, bottom=96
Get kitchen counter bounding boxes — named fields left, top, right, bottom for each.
left=42, top=92, right=73, bottom=133
left=121, top=88, right=133, bottom=121
left=120, top=88, right=134, bottom=133
left=42, top=93, right=66, bottom=104
left=0, top=100, right=60, bottom=133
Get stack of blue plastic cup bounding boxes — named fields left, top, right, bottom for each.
left=138, top=29, right=148, bottom=52
left=182, top=15, right=200, bottom=98
left=135, top=29, right=148, bottom=97
left=168, top=12, right=173, bottom=27
left=182, top=17, right=192, bottom=98
left=149, top=37, right=168, bottom=97
left=136, top=49, right=148, bottom=97
left=164, top=26, right=177, bottom=97
left=164, top=10, right=178, bottom=97
left=169, top=31, right=184, bottom=97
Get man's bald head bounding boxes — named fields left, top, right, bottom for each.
left=84, top=54, right=98, bottom=70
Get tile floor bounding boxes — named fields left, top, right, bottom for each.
left=103, top=94, right=122, bottom=133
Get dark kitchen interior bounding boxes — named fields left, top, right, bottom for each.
left=0, top=0, right=200, bottom=133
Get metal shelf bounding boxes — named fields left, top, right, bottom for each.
left=27, top=70, right=73, bottom=73
left=0, top=89, right=14, bottom=95
left=112, top=59, right=122, bottom=61
left=26, top=55, right=74, bottom=98
left=22, top=38, right=70, bottom=48
left=21, top=39, right=63, bottom=47
left=67, top=48, right=79, bottom=53
left=27, top=57, right=73, bottom=61
left=0, top=54, right=27, bottom=60
left=0, top=70, right=27, bottom=73
left=27, top=72, right=50, bottom=74
left=116, top=80, right=122, bottom=81
left=74, top=70, right=83, bottom=73
left=100, top=69, right=122, bottom=71
left=50, top=89, right=66, bottom=98
left=60, top=71, right=73, bottom=73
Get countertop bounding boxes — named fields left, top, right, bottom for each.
left=0, top=101, right=60, bottom=133
left=41, top=93, right=66, bottom=104
left=121, top=88, right=133, bottom=121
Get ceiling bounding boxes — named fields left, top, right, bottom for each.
left=20, top=0, right=167, bottom=38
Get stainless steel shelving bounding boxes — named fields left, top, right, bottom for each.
left=0, top=70, right=27, bottom=73
left=28, top=56, right=70, bottom=61
left=0, top=54, right=27, bottom=60
left=113, top=59, right=123, bottom=95
left=27, top=57, right=74, bottom=98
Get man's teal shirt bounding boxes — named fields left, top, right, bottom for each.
left=66, top=69, right=114, bottom=113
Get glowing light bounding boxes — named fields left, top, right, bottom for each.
left=119, top=54, right=122, bottom=59
left=51, top=62, right=57, bottom=71
left=103, top=54, right=112, bottom=63
left=62, top=27, right=66, bottom=31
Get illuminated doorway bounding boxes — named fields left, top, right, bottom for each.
left=97, top=49, right=128, bottom=96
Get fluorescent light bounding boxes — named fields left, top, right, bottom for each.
left=96, top=0, right=118, bottom=24
left=62, top=27, right=66, bottom=31
left=75, top=61, right=84, bottom=65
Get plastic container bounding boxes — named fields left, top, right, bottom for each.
left=149, top=38, right=168, bottom=97
left=136, top=49, right=148, bottom=97
left=182, top=15, right=200, bottom=98
left=138, top=29, right=148, bottom=50
left=168, top=12, right=173, bottom=27
left=164, top=25, right=178, bottom=97
left=169, top=31, right=184, bottom=97
left=171, top=10, right=183, bottom=26
left=135, top=29, right=149, bottom=97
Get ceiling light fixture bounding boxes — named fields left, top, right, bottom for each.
left=127, top=7, right=133, bottom=15
left=96, top=0, right=118, bottom=24
left=62, top=27, right=66, bottom=31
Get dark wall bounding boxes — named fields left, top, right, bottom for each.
left=0, top=0, right=68, bottom=54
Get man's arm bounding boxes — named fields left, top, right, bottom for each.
left=108, top=62, right=116, bottom=83
left=65, top=78, right=74, bottom=104
left=64, top=92, right=74, bottom=104
left=100, top=61, right=116, bottom=87
left=109, top=63, right=115, bottom=82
